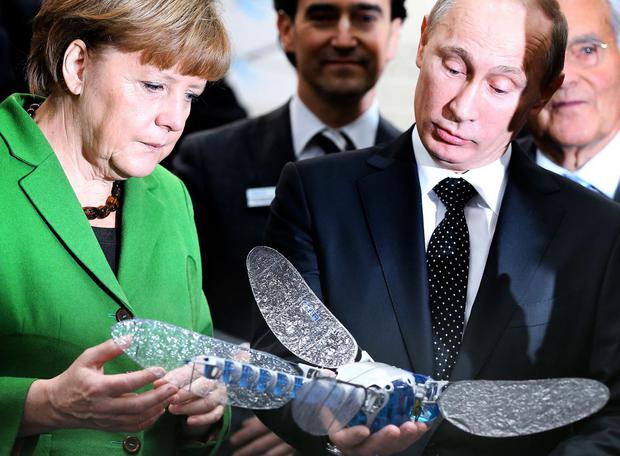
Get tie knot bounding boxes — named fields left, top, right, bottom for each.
left=433, top=177, right=477, bottom=210
left=312, top=129, right=355, bottom=154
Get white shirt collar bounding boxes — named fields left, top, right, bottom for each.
left=289, top=95, right=380, bottom=159
left=411, top=125, right=511, bottom=215
left=535, top=129, right=620, bottom=199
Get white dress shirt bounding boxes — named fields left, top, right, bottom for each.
left=412, top=126, right=511, bottom=326
left=289, top=95, right=380, bottom=160
left=535, top=130, right=620, bottom=199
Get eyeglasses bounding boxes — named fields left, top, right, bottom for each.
left=566, top=40, right=609, bottom=67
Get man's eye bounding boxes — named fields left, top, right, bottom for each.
left=580, top=45, right=597, bottom=55
left=307, top=12, right=337, bottom=24
left=568, top=41, right=607, bottom=65
left=444, top=65, right=462, bottom=76
left=491, top=86, right=508, bottom=95
left=354, top=12, right=379, bottom=24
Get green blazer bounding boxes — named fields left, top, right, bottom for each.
left=0, top=94, right=229, bottom=455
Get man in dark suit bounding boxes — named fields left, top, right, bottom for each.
left=523, top=0, right=620, bottom=201
left=254, top=0, right=620, bottom=454
left=174, top=1, right=406, bottom=454
left=174, top=0, right=405, bottom=342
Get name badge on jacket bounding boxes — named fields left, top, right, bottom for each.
left=246, top=186, right=276, bottom=208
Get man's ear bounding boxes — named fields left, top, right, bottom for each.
left=416, top=16, right=430, bottom=69
left=62, top=39, right=88, bottom=95
left=277, top=11, right=295, bottom=53
left=532, top=73, right=564, bottom=113
left=385, top=18, right=403, bottom=61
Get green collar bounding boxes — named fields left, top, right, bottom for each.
left=0, top=93, right=54, bottom=166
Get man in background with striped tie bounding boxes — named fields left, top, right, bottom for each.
left=523, top=0, right=620, bottom=201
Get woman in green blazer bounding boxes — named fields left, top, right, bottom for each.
left=0, top=0, right=231, bottom=454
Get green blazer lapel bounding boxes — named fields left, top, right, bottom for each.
left=117, top=175, right=165, bottom=301
left=3, top=95, right=130, bottom=308
left=19, top=157, right=130, bottom=307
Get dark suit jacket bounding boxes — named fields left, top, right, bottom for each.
left=173, top=102, right=401, bottom=340
left=517, top=134, right=620, bottom=202
left=254, top=127, right=620, bottom=455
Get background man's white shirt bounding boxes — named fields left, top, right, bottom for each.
left=536, top=130, right=620, bottom=199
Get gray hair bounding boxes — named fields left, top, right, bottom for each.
left=607, top=0, right=620, bottom=46
left=425, top=0, right=567, bottom=89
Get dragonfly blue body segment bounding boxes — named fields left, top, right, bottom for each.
left=256, top=368, right=272, bottom=393
left=222, top=360, right=238, bottom=384
left=370, top=380, right=417, bottom=431
left=274, top=372, right=292, bottom=396
left=347, top=380, right=417, bottom=431
left=195, top=356, right=304, bottom=400
left=239, top=364, right=258, bottom=388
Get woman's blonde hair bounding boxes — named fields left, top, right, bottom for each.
left=27, top=0, right=230, bottom=96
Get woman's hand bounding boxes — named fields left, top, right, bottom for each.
left=154, top=366, right=227, bottom=438
left=328, top=421, right=428, bottom=456
left=19, top=339, right=178, bottom=436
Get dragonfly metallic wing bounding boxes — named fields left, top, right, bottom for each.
left=438, top=378, right=610, bottom=437
left=247, top=246, right=358, bottom=368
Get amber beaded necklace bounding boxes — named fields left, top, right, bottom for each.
left=27, top=102, right=121, bottom=220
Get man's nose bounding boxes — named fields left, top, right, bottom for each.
left=448, top=82, right=479, bottom=123
left=560, top=58, right=582, bottom=89
left=331, top=16, right=357, bottom=48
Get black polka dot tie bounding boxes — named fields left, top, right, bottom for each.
left=427, top=177, right=477, bottom=380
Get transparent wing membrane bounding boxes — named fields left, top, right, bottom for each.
left=292, top=378, right=368, bottom=435
left=439, top=378, right=610, bottom=437
left=112, top=319, right=300, bottom=409
left=247, top=246, right=358, bottom=368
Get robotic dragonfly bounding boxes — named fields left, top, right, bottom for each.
left=112, top=318, right=443, bottom=436
left=111, top=246, right=609, bottom=438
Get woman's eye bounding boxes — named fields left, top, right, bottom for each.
left=142, top=82, right=163, bottom=92
left=186, top=92, right=199, bottom=102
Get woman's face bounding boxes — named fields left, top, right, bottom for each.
left=77, top=47, right=206, bottom=179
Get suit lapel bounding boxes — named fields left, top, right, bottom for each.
left=19, top=156, right=130, bottom=307
left=117, top=176, right=164, bottom=307
left=451, top=147, right=565, bottom=380
left=252, top=103, right=295, bottom=180
left=374, top=116, right=401, bottom=144
left=614, top=182, right=620, bottom=203
left=357, top=130, right=434, bottom=374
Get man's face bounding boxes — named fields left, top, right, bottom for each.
left=278, top=0, right=401, bottom=103
left=529, top=0, right=620, bottom=153
left=414, top=0, right=557, bottom=171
